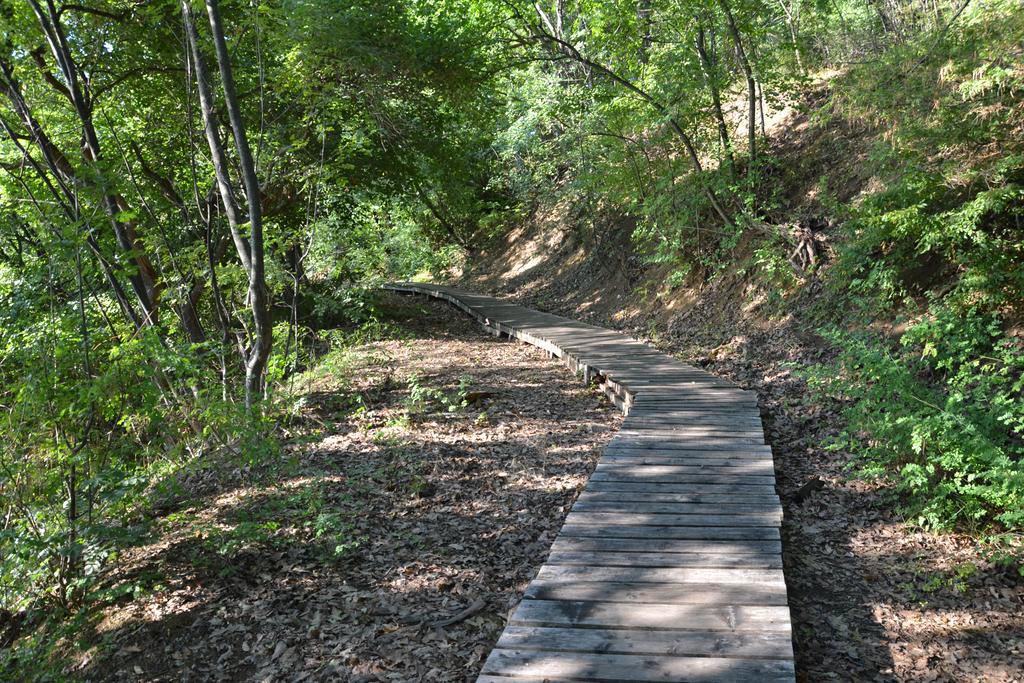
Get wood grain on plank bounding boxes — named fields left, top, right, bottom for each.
left=534, top=565, right=787, bottom=586
left=496, top=625, right=794, bottom=659
left=481, top=649, right=795, bottom=682
left=545, top=550, right=783, bottom=568
left=523, top=580, right=790, bottom=605
left=549, top=536, right=782, bottom=555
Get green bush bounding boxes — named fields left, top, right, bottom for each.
left=809, top=323, right=1023, bottom=535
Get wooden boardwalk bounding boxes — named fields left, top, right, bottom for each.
left=385, top=283, right=794, bottom=682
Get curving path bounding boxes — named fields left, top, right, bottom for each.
left=385, top=283, right=794, bottom=682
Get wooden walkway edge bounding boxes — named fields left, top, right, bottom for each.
left=385, top=283, right=795, bottom=682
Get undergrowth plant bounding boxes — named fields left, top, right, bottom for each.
left=793, top=0, right=1024, bottom=568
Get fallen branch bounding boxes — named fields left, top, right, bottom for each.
left=398, top=597, right=487, bottom=630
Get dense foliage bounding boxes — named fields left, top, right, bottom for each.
left=0, top=0, right=1021, bottom=669
left=484, top=0, right=1024, bottom=551
left=808, top=1, right=1024, bottom=544
left=0, top=0, right=495, bottom=619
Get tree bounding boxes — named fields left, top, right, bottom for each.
left=181, top=0, right=271, bottom=409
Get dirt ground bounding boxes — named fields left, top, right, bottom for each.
left=64, top=295, right=622, bottom=681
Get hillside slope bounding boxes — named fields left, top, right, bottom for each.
left=457, top=78, right=1024, bottom=681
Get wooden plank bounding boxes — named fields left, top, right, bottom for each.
left=616, top=430, right=765, bottom=442
left=496, top=625, right=795, bottom=659
left=611, top=431, right=753, bottom=441
left=524, top=580, right=789, bottom=605
left=549, top=536, right=782, bottom=555
left=585, top=480, right=778, bottom=495
left=600, top=455, right=775, bottom=468
left=628, top=394, right=756, bottom=402
left=603, top=445, right=772, bottom=457
left=545, top=550, right=782, bottom=568
left=534, top=565, right=787, bottom=586
left=598, top=462, right=770, bottom=479
left=605, top=440, right=773, bottom=453
left=627, top=388, right=755, bottom=396
left=624, top=417, right=764, bottom=428
left=481, top=649, right=795, bottom=682
left=625, top=410, right=762, bottom=420
left=589, top=471, right=776, bottom=486
left=603, top=445, right=773, bottom=457
left=509, top=600, right=791, bottom=632
left=623, top=406, right=760, bottom=415
left=618, top=422, right=764, bottom=432
left=572, top=499, right=779, bottom=514
left=478, top=676, right=576, bottom=683
left=594, top=464, right=775, bottom=480
left=564, top=511, right=779, bottom=527
left=558, top=524, right=780, bottom=541
left=627, top=410, right=760, bottom=419
left=621, top=392, right=744, bottom=402
left=576, top=490, right=780, bottom=506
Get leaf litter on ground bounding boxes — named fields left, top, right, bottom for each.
left=66, top=295, right=621, bottom=682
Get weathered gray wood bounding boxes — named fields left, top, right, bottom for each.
left=575, top=490, right=780, bottom=505
left=481, top=650, right=795, bottom=682
left=627, top=416, right=763, bottom=425
left=584, top=480, right=779, bottom=495
left=509, top=599, right=791, bottom=631
left=558, top=523, right=781, bottom=541
left=524, top=580, right=789, bottom=605
left=589, top=470, right=777, bottom=486
left=535, top=565, right=786, bottom=586
left=550, top=536, right=782, bottom=554
left=546, top=550, right=782, bottom=568
left=572, top=498, right=779, bottom=513
left=564, top=511, right=780, bottom=527
left=604, top=444, right=773, bottom=457
left=594, top=463, right=774, bottom=478
left=384, top=283, right=794, bottom=683
left=614, top=428, right=770, bottom=438
left=600, top=455, right=776, bottom=469
left=496, top=625, right=795, bottom=659
left=606, top=439, right=774, bottom=452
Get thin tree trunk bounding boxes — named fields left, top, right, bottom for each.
left=717, top=0, right=757, bottom=162
left=0, top=92, right=147, bottom=330
left=636, top=0, right=653, bottom=64
left=520, top=21, right=732, bottom=225
left=181, top=3, right=252, bottom=273
left=26, top=0, right=162, bottom=323
left=694, top=22, right=734, bottom=172
left=183, top=0, right=271, bottom=408
left=415, top=185, right=468, bottom=247
left=203, top=0, right=272, bottom=407
left=777, top=0, right=805, bottom=74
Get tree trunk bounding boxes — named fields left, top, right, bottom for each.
left=203, top=0, right=272, bottom=407
left=637, top=0, right=653, bottom=64
left=0, top=67, right=146, bottom=330
left=694, top=22, right=734, bottom=172
left=183, top=0, right=272, bottom=409
left=521, top=18, right=733, bottom=225
left=717, top=0, right=757, bottom=162
left=26, top=0, right=162, bottom=323
left=777, top=0, right=805, bottom=74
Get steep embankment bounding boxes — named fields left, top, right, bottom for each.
left=457, top=83, right=1024, bottom=681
